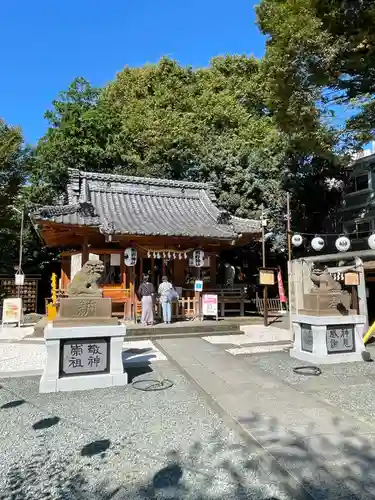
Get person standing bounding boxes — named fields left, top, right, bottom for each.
left=158, top=275, right=173, bottom=324
left=137, top=274, right=155, bottom=326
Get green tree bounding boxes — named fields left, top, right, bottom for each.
left=257, top=0, right=375, bottom=145
left=0, top=119, right=30, bottom=273
left=30, top=77, right=118, bottom=204
left=32, top=56, right=342, bottom=251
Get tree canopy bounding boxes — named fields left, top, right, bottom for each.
left=31, top=56, right=343, bottom=250
left=0, top=119, right=30, bottom=273
left=256, top=0, right=375, bottom=145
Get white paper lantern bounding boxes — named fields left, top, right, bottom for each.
left=368, top=234, right=375, bottom=250
left=192, top=249, right=205, bottom=267
left=292, top=234, right=303, bottom=247
left=124, top=247, right=137, bottom=266
left=335, top=236, right=351, bottom=252
left=311, top=236, right=325, bottom=252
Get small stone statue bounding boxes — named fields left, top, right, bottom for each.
left=67, top=260, right=105, bottom=297
left=302, top=265, right=351, bottom=314
left=310, top=267, right=342, bottom=292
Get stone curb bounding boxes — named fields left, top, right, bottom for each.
left=0, top=369, right=44, bottom=379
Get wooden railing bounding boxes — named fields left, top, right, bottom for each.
left=255, top=297, right=283, bottom=315
left=49, top=287, right=283, bottom=320
left=134, top=296, right=198, bottom=321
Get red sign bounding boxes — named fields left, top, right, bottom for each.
left=277, top=268, right=287, bottom=303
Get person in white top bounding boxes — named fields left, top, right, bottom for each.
left=158, top=276, right=173, bottom=324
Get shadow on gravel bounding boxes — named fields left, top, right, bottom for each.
left=2, top=414, right=375, bottom=499
left=81, top=439, right=111, bottom=457
left=1, top=399, right=26, bottom=409
left=32, top=416, right=60, bottom=430
left=125, top=363, right=153, bottom=383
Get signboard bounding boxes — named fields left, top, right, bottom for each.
left=194, top=280, right=203, bottom=292
left=301, top=323, right=313, bottom=353
left=326, top=325, right=355, bottom=354
left=344, top=272, right=360, bottom=286
left=60, top=338, right=109, bottom=376
left=2, top=298, right=23, bottom=326
left=202, top=294, right=218, bottom=318
left=259, top=268, right=275, bottom=286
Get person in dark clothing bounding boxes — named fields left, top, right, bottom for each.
left=137, top=274, right=155, bottom=325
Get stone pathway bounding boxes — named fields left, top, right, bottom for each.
left=155, top=336, right=375, bottom=499
left=204, top=324, right=292, bottom=355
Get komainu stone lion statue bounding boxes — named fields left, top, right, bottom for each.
left=310, top=267, right=342, bottom=292
left=67, top=260, right=105, bottom=297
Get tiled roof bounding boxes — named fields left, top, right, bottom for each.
left=31, top=169, right=261, bottom=239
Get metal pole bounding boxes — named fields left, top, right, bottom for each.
left=287, top=192, right=292, bottom=262
left=286, top=193, right=293, bottom=339
left=17, top=209, right=24, bottom=299
left=261, top=206, right=268, bottom=327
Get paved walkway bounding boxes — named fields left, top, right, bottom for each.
left=155, top=337, right=375, bottom=500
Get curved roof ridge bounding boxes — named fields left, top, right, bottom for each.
left=69, top=168, right=215, bottom=192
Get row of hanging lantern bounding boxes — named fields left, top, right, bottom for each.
left=292, top=233, right=375, bottom=252
left=124, top=248, right=204, bottom=267
left=146, top=250, right=188, bottom=259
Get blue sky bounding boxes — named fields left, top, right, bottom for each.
left=1, top=1, right=265, bottom=145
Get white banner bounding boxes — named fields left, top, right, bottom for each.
left=110, top=253, right=121, bottom=266
left=70, top=253, right=82, bottom=280
left=89, top=253, right=100, bottom=261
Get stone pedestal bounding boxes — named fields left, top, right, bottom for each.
left=39, top=324, right=128, bottom=393
left=290, top=314, right=366, bottom=364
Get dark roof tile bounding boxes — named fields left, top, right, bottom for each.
left=31, top=169, right=261, bottom=239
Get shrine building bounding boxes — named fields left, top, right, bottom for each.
left=31, top=169, right=261, bottom=319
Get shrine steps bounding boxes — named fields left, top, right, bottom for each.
left=126, top=321, right=243, bottom=339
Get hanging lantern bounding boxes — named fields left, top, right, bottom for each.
left=179, top=253, right=182, bottom=259
left=168, top=251, right=171, bottom=258
left=124, top=248, right=137, bottom=267
left=184, top=252, right=187, bottom=258
left=335, top=236, right=351, bottom=252
left=311, top=236, right=325, bottom=252
left=156, top=252, right=161, bottom=259
left=147, top=251, right=151, bottom=258
left=368, top=234, right=375, bottom=250
left=193, top=249, right=204, bottom=267
left=292, top=234, right=303, bottom=247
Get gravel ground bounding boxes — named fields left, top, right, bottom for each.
left=0, top=362, right=294, bottom=500
left=241, top=344, right=375, bottom=424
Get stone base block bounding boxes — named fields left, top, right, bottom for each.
left=58, top=297, right=112, bottom=320
left=39, top=323, right=127, bottom=393
left=290, top=314, right=366, bottom=365
left=53, top=317, right=119, bottom=327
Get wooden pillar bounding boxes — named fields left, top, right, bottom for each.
left=210, top=253, right=217, bottom=288
left=174, top=258, right=185, bottom=288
